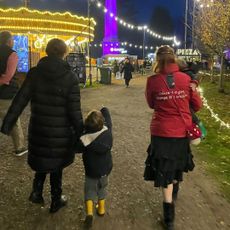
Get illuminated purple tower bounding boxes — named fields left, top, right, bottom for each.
left=103, top=0, right=120, bottom=55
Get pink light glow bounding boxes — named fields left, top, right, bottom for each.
left=103, top=0, right=120, bottom=55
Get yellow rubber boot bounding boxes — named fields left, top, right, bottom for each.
left=97, top=199, right=105, bottom=216
left=85, top=200, right=93, bottom=228
left=86, top=200, right=94, bottom=216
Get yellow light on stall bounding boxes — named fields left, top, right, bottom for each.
left=0, top=17, right=95, bottom=31
left=0, top=26, right=95, bottom=38
left=0, top=7, right=96, bottom=25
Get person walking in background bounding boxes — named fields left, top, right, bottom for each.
left=1, top=38, right=83, bottom=213
left=78, top=107, right=113, bottom=228
left=118, top=60, right=125, bottom=79
left=0, top=31, right=26, bottom=156
left=145, top=46, right=202, bottom=229
left=134, top=59, right=140, bottom=73
left=142, top=58, right=147, bottom=74
left=112, top=60, right=119, bottom=79
left=121, top=58, right=134, bottom=87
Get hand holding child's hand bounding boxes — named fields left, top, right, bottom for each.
left=190, top=82, right=197, bottom=91
left=190, top=80, right=199, bottom=92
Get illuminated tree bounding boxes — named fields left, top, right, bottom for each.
left=195, top=0, right=230, bottom=92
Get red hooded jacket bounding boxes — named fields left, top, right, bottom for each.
left=145, top=64, right=202, bottom=137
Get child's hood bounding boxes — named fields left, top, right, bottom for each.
left=80, top=125, right=113, bottom=154
left=80, top=126, right=108, bottom=147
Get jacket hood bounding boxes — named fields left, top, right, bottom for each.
left=81, top=126, right=112, bottom=154
left=80, top=126, right=108, bottom=147
left=88, top=132, right=112, bottom=154
left=36, top=56, right=71, bottom=80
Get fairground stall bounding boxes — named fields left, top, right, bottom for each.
left=0, top=7, right=96, bottom=73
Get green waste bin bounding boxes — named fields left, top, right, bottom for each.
left=99, top=67, right=112, bottom=84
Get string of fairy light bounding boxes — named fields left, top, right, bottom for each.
left=93, top=0, right=181, bottom=46
left=90, top=41, right=158, bottom=51
left=198, top=87, right=230, bottom=129
left=196, top=0, right=214, bottom=8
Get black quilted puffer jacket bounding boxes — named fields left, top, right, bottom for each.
left=1, top=56, right=83, bottom=172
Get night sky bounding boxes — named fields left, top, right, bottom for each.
left=0, top=0, right=185, bottom=30
left=0, top=0, right=184, bottom=17
left=0, top=0, right=185, bottom=57
left=134, top=0, right=184, bottom=23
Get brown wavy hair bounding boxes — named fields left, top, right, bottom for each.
left=45, top=38, right=68, bottom=58
left=85, top=110, right=104, bottom=133
left=153, top=46, right=176, bottom=73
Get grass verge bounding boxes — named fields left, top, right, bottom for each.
left=195, top=81, right=230, bottom=201
left=79, top=80, right=102, bottom=89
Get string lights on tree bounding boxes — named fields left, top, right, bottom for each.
left=93, top=0, right=181, bottom=46
left=199, top=87, right=230, bottom=129
left=196, top=0, right=214, bottom=8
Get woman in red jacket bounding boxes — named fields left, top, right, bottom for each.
left=145, top=46, right=202, bottom=230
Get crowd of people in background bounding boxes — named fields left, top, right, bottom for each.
left=110, top=54, right=213, bottom=90
left=111, top=57, right=154, bottom=88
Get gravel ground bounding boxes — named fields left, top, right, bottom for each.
left=0, top=76, right=230, bottom=230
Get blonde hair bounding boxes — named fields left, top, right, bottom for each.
left=85, top=110, right=104, bottom=132
left=154, top=45, right=175, bottom=73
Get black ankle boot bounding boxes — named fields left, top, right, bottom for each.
left=50, top=195, right=67, bottom=213
left=172, top=182, right=179, bottom=201
left=29, top=191, right=44, bottom=204
left=163, top=202, right=175, bottom=230
left=29, top=180, right=44, bottom=204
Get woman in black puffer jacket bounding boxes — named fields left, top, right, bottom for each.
left=1, top=39, right=83, bottom=213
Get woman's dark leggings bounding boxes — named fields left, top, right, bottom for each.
left=125, top=78, right=130, bottom=86
left=33, top=170, right=63, bottom=200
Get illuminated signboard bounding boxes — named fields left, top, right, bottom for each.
left=110, top=47, right=127, bottom=54
left=176, top=49, right=201, bottom=56
left=13, top=35, right=29, bottom=73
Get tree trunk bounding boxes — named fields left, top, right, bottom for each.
left=210, top=56, right=215, bottom=83
left=219, top=55, right=225, bottom=93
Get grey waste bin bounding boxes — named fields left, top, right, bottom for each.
left=99, top=67, right=112, bottom=84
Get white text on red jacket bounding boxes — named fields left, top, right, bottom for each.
left=156, top=90, right=188, bottom=101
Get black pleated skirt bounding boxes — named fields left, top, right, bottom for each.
left=149, top=136, right=195, bottom=188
